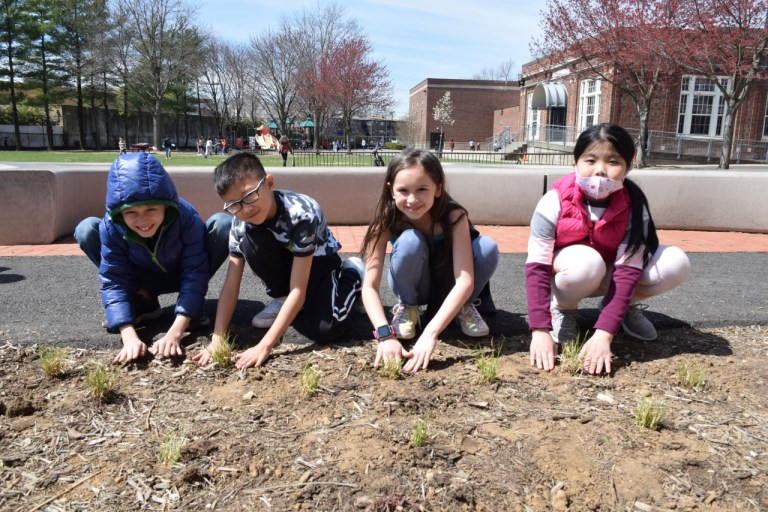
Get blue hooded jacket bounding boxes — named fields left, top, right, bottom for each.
left=98, top=153, right=209, bottom=329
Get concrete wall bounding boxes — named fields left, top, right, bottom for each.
left=1, top=166, right=766, bottom=245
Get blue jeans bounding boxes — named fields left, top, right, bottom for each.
left=74, top=212, right=232, bottom=279
left=165, top=146, right=171, bottom=158
left=387, top=228, right=499, bottom=307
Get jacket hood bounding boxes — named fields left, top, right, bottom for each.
left=106, top=153, right=179, bottom=221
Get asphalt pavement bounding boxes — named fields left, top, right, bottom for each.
left=0, top=253, right=765, bottom=351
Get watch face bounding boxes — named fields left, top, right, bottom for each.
left=376, top=325, right=393, bottom=338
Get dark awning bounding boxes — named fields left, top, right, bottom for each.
left=531, top=82, right=567, bottom=109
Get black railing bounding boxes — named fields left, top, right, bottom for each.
left=290, top=149, right=572, bottom=167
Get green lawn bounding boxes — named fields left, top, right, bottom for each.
left=0, top=149, right=287, bottom=167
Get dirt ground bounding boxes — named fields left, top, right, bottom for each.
left=1, top=324, right=766, bottom=512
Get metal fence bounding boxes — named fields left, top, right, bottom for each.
left=489, top=123, right=768, bottom=164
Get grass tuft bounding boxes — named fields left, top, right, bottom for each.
left=300, top=364, right=320, bottom=396
left=210, top=332, right=235, bottom=368
left=38, top=346, right=67, bottom=377
left=159, top=432, right=188, bottom=465
left=410, top=412, right=431, bottom=448
left=379, top=357, right=404, bottom=380
left=677, top=360, right=705, bottom=389
left=475, top=340, right=503, bottom=384
left=634, top=397, right=667, bottom=430
left=557, top=337, right=585, bottom=375
left=83, top=362, right=121, bottom=400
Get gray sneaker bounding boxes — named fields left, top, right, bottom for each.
left=252, top=296, right=287, bottom=328
left=550, top=307, right=580, bottom=344
left=621, top=303, right=657, bottom=341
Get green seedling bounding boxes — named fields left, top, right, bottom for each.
left=634, top=397, right=666, bottom=430
left=475, top=341, right=503, bottom=384
left=83, top=362, right=121, bottom=400
left=159, top=432, right=188, bottom=465
left=210, top=332, right=235, bottom=368
left=300, top=364, right=320, bottom=396
left=677, top=360, right=705, bottom=389
left=410, top=412, right=431, bottom=448
left=38, top=346, right=67, bottom=377
left=379, top=357, right=404, bottom=380
left=557, top=337, right=585, bottom=375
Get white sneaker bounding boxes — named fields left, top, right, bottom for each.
left=341, top=256, right=365, bottom=281
left=391, top=303, right=421, bottom=340
left=252, top=296, right=287, bottom=328
left=455, top=300, right=489, bottom=337
left=341, top=256, right=366, bottom=314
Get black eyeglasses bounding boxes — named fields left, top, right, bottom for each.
left=223, top=177, right=266, bottom=214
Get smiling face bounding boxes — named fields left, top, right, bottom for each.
left=390, top=164, right=441, bottom=229
left=220, top=174, right=277, bottom=226
left=121, top=204, right=166, bottom=238
left=574, top=140, right=629, bottom=181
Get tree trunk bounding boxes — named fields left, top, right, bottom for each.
left=636, top=105, right=649, bottom=168
left=5, top=32, right=21, bottom=149
left=719, top=103, right=735, bottom=170
left=102, top=71, right=110, bottom=151
left=76, top=73, right=85, bottom=149
left=153, top=97, right=161, bottom=150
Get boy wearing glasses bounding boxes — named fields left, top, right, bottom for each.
left=74, top=153, right=232, bottom=363
left=193, top=153, right=364, bottom=369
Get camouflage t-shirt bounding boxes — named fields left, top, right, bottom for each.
left=229, top=189, right=340, bottom=258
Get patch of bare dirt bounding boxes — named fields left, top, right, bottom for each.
left=0, top=325, right=766, bottom=511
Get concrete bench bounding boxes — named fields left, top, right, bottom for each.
left=1, top=166, right=766, bottom=245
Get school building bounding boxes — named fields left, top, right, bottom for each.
left=410, top=59, right=768, bottom=163
left=408, top=78, right=520, bottom=150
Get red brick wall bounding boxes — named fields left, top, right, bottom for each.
left=409, top=79, right=519, bottom=147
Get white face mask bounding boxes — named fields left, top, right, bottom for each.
left=575, top=174, right=624, bottom=200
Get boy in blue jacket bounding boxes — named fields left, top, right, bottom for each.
left=75, top=153, right=231, bottom=363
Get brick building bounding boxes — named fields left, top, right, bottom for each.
left=508, top=56, right=768, bottom=162
left=408, top=78, right=519, bottom=150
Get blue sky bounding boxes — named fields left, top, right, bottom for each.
left=201, top=1, right=545, bottom=117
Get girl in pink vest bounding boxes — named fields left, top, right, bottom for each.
left=526, top=123, right=690, bottom=375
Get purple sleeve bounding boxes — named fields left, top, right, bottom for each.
left=526, top=262, right=553, bottom=330
left=594, top=265, right=642, bottom=335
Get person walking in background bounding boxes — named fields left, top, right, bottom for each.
left=163, top=136, right=172, bottom=159
left=279, top=135, right=293, bottom=167
left=118, top=137, right=127, bottom=155
left=526, top=123, right=691, bottom=375
left=204, top=137, right=213, bottom=158
left=359, top=149, right=499, bottom=373
left=449, top=139, right=455, bottom=152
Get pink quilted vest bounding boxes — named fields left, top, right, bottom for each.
left=552, top=173, right=631, bottom=262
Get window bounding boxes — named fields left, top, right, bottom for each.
left=763, top=98, right=768, bottom=139
left=526, top=92, right=540, bottom=140
left=677, top=76, right=730, bottom=137
left=578, top=79, right=601, bottom=131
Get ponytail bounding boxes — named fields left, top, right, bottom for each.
left=623, top=178, right=658, bottom=265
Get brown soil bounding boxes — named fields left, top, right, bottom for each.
left=1, top=325, right=766, bottom=511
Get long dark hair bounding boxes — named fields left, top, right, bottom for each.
left=574, top=123, right=659, bottom=264
left=361, top=149, right=467, bottom=263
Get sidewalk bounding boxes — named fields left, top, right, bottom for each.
left=1, top=226, right=767, bottom=257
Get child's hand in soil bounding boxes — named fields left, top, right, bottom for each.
left=149, top=332, right=184, bottom=358
left=192, top=334, right=223, bottom=366
left=529, top=329, right=557, bottom=371
left=234, top=342, right=272, bottom=369
left=114, top=336, right=147, bottom=364
left=579, top=330, right=614, bottom=374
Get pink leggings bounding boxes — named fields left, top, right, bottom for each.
left=551, top=245, right=691, bottom=309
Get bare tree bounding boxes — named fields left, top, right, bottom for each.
left=292, top=2, right=360, bottom=148
left=471, top=59, right=516, bottom=81
left=121, top=0, right=200, bottom=148
left=248, top=23, right=302, bottom=136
